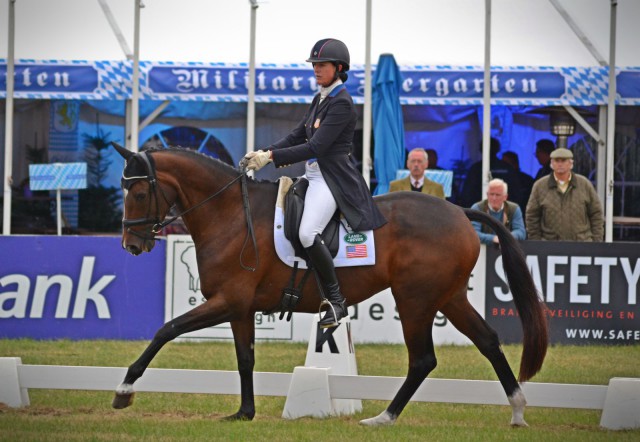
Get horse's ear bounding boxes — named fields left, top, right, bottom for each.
left=112, top=142, right=134, bottom=160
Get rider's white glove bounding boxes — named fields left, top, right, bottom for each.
left=243, top=150, right=272, bottom=171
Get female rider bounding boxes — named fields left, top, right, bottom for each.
left=243, top=38, right=386, bottom=328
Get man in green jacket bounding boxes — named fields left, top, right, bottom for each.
left=525, top=147, right=604, bottom=241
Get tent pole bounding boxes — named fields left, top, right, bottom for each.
left=597, top=106, right=607, bottom=204
left=605, top=0, right=617, bottom=242
left=481, top=0, right=492, bottom=199
left=3, top=0, right=16, bottom=235
left=550, top=0, right=609, bottom=211
left=97, top=0, right=133, bottom=58
left=130, top=0, right=142, bottom=153
left=246, top=0, right=258, bottom=159
left=139, top=100, right=170, bottom=131
left=548, top=0, right=607, bottom=66
left=362, top=0, right=372, bottom=187
left=563, top=105, right=603, bottom=144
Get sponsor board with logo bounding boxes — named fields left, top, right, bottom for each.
left=485, top=241, right=640, bottom=345
left=165, top=236, right=295, bottom=340
left=6, top=235, right=635, bottom=346
left=0, top=236, right=165, bottom=339
left=165, top=235, right=485, bottom=344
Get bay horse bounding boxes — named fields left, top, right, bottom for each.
left=111, top=143, right=548, bottom=427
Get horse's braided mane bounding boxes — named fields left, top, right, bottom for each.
left=147, top=146, right=239, bottom=176
left=146, top=146, right=278, bottom=186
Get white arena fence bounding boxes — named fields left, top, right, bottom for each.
left=1, top=357, right=638, bottom=430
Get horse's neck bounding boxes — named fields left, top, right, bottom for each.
left=171, top=166, right=246, bottom=237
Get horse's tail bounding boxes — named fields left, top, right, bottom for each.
left=464, top=208, right=548, bottom=382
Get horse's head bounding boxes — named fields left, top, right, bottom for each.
left=112, top=142, right=175, bottom=255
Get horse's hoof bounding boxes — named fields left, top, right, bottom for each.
left=359, top=410, right=396, bottom=426
left=508, top=388, right=528, bottom=427
left=112, top=392, right=135, bottom=409
left=510, top=419, right=529, bottom=428
left=222, top=411, right=254, bottom=421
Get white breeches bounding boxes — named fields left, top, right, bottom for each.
left=299, top=161, right=338, bottom=248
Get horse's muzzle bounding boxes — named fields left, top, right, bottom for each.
left=123, top=237, right=156, bottom=255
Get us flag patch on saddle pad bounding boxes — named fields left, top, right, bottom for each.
left=346, top=244, right=368, bottom=258
left=273, top=207, right=376, bottom=268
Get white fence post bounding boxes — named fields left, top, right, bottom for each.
left=282, top=366, right=333, bottom=419
left=600, top=378, right=640, bottom=430
left=283, top=315, right=362, bottom=418
left=2, top=355, right=639, bottom=431
left=0, top=357, right=30, bottom=407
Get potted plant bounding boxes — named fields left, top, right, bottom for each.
left=78, top=123, right=122, bottom=233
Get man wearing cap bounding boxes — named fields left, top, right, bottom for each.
left=525, top=147, right=604, bottom=241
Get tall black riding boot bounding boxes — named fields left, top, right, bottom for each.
left=305, top=235, right=347, bottom=328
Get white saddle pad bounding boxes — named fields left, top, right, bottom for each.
left=273, top=177, right=376, bottom=269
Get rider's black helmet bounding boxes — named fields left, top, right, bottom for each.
left=306, top=38, right=350, bottom=72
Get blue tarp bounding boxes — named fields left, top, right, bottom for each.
left=372, top=54, right=406, bottom=195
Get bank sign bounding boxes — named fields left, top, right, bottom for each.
left=485, top=241, right=640, bottom=345
left=0, top=236, right=165, bottom=339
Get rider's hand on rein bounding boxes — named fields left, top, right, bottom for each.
left=243, top=150, right=272, bottom=171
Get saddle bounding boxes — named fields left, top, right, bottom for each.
left=264, top=177, right=340, bottom=321
left=283, top=177, right=340, bottom=261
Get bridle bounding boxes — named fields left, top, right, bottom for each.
left=121, top=151, right=172, bottom=238
left=121, top=150, right=259, bottom=271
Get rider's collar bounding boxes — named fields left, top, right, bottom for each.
left=320, top=80, right=344, bottom=100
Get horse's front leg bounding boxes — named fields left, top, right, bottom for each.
left=223, top=317, right=256, bottom=421
left=112, top=298, right=234, bottom=409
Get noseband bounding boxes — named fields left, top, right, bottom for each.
left=121, top=150, right=258, bottom=271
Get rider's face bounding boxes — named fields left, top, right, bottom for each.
left=313, top=62, right=338, bottom=87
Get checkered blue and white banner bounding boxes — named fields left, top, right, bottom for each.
left=29, top=162, right=87, bottom=191
left=1, top=60, right=639, bottom=105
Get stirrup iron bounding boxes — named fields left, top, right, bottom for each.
left=318, top=299, right=340, bottom=328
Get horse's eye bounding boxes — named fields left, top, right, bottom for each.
left=134, top=192, right=146, bottom=202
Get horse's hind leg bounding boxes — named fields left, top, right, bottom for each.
left=440, top=296, right=528, bottom=427
left=112, top=299, right=234, bottom=409
left=360, top=312, right=437, bottom=426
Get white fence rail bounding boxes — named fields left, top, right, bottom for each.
left=1, top=358, right=638, bottom=430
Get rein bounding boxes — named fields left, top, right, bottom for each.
left=122, top=151, right=259, bottom=271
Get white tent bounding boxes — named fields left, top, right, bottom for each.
left=1, top=0, right=639, bottom=66
left=2, top=0, right=640, bottom=238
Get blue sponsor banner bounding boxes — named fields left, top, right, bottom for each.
left=148, top=65, right=320, bottom=101
left=145, top=64, right=573, bottom=104
left=1, top=63, right=99, bottom=94
left=1, top=60, right=639, bottom=105
left=399, top=70, right=565, bottom=102
left=0, top=236, right=165, bottom=340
